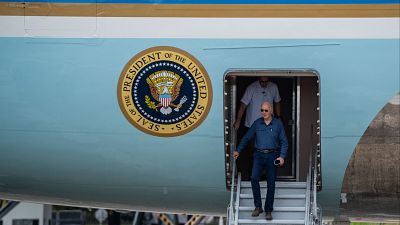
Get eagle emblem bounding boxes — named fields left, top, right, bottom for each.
left=117, top=46, right=212, bottom=137
left=146, top=70, right=187, bottom=115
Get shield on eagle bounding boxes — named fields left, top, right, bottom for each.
left=159, top=93, right=172, bottom=108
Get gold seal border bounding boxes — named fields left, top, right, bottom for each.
left=117, top=46, right=213, bottom=137
left=1, top=3, right=399, bottom=18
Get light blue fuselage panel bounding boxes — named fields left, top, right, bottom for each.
left=0, top=38, right=399, bottom=215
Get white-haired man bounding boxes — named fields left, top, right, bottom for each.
left=233, top=102, right=288, bottom=220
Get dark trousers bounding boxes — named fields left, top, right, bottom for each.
left=251, top=151, right=277, bottom=212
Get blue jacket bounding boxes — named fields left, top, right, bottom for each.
left=237, top=117, right=288, bottom=158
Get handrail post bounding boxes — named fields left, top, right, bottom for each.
left=313, top=151, right=318, bottom=224
left=227, top=117, right=238, bottom=225
left=228, top=159, right=236, bottom=225
left=234, top=173, right=241, bottom=225
left=305, top=150, right=312, bottom=225
left=307, top=123, right=321, bottom=225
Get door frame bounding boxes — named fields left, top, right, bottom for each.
left=223, top=69, right=320, bottom=187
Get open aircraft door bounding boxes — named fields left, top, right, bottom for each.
left=223, top=70, right=322, bottom=224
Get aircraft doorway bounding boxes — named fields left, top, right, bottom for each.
left=223, top=70, right=321, bottom=187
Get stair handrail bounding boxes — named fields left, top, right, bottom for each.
left=312, top=151, right=319, bottom=224
left=228, top=157, right=237, bottom=225
left=306, top=123, right=321, bottom=225
left=305, top=158, right=311, bottom=225
left=227, top=116, right=239, bottom=225
left=305, top=121, right=322, bottom=225
left=234, top=172, right=241, bottom=225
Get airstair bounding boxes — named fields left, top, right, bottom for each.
left=226, top=155, right=321, bottom=225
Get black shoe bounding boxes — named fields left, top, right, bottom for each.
left=265, top=212, right=272, bottom=220
left=251, top=207, right=263, bottom=217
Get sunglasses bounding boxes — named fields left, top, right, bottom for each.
left=260, top=109, right=269, bottom=112
left=260, top=81, right=268, bottom=84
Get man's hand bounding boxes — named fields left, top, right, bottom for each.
left=233, top=151, right=240, bottom=159
left=234, top=120, right=240, bottom=130
left=276, top=157, right=285, bottom=166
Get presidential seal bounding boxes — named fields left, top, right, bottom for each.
left=117, top=46, right=213, bottom=137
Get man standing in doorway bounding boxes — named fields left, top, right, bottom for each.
left=234, top=76, right=281, bottom=130
left=234, top=76, right=282, bottom=180
left=233, top=102, right=288, bottom=220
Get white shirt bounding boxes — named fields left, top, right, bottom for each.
left=240, top=80, right=281, bottom=127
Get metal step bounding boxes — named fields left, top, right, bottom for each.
left=240, top=194, right=306, bottom=199
left=238, top=219, right=305, bottom=224
left=239, top=206, right=305, bottom=211
left=238, top=207, right=305, bottom=220
left=239, top=193, right=306, bottom=207
left=241, top=187, right=306, bottom=195
left=240, top=182, right=307, bottom=189
left=240, top=197, right=306, bottom=207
